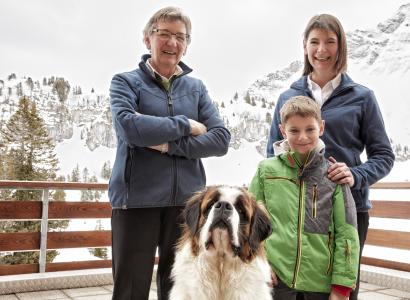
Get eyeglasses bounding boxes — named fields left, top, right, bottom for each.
left=152, top=28, right=190, bottom=43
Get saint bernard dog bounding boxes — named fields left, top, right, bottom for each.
left=170, top=186, right=273, bottom=300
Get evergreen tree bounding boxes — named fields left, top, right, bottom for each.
left=100, top=161, right=112, bottom=180
left=244, top=91, right=251, bottom=104
left=0, top=96, right=67, bottom=265
left=88, top=220, right=108, bottom=259
left=266, top=112, right=272, bottom=124
left=52, top=78, right=70, bottom=103
left=70, top=164, right=80, bottom=182
left=233, top=92, right=238, bottom=101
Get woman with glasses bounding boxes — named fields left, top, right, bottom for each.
left=109, top=6, right=230, bottom=300
left=266, top=14, right=394, bottom=300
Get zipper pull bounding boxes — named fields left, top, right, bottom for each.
left=167, top=94, right=172, bottom=106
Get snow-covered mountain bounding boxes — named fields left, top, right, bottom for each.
left=1, top=3, right=410, bottom=182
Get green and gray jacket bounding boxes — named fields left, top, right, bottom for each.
left=249, top=139, right=359, bottom=293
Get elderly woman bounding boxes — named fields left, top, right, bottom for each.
left=109, top=7, right=230, bottom=300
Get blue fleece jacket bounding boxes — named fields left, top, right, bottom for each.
left=109, top=54, right=230, bottom=209
left=267, top=73, right=394, bottom=212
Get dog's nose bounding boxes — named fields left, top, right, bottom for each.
left=214, top=201, right=233, bottom=216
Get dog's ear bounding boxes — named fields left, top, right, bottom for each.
left=183, top=191, right=204, bottom=236
left=249, top=202, right=273, bottom=252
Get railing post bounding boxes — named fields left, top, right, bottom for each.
left=39, top=188, right=49, bottom=273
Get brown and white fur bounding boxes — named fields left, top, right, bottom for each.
left=170, top=186, right=273, bottom=300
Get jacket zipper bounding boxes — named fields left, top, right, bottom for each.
left=326, top=231, right=333, bottom=274
left=291, top=152, right=312, bottom=288
left=312, top=184, right=318, bottom=218
left=166, top=86, right=177, bottom=206
left=345, top=239, right=352, bottom=269
left=291, top=179, right=304, bottom=289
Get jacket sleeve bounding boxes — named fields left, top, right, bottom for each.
left=248, top=164, right=265, bottom=205
left=350, top=91, right=395, bottom=190
left=167, top=81, right=230, bottom=159
left=110, top=74, right=191, bottom=147
left=267, top=96, right=285, bottom=158
left=331, top=184, right=359, bottom=288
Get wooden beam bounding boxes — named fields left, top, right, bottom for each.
left=47, top=231, right=111, bottom=249
left=0, top=263, right=39, bottom=276
left=362, top=256, right=410, bottom=272
left=0, top=180, right=108, bottom=191
left=370, top=201, right=410, bottom=219
left=0, top=201, right=42, bottom=219
left=366, top=229, right=410, bottom=250
left=45, top=260, right=112, bottom=272
left=0, top=232, right=40, bottom=251
left=49, top=202, right=111, bottom=219
left=371, top=182, right=410, bottom=189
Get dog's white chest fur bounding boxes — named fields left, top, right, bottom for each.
left=170, top=243, right=271, bottom=300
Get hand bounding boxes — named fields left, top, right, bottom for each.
left=329, top=290, right=348, bottom=300
left=270, top=271, right=278, bottom=287
left=188, top=119, right=207, bottom=136
left=328, top=157, right=355, bottom=187
left=148, top=143, right=168, bottom=153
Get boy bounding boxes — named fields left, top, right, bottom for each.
left=249, top=96, right=359, bottom=300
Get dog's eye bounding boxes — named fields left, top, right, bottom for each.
left=236, top=205, right=249, bottom=223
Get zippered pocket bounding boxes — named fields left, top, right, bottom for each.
left=265, top=176, right=298, bottom=185
left=326, top=231, right=333, bottom=274
left=312, top=184, right=318, bottom=218
left=345, top=239, right=352, bottom=271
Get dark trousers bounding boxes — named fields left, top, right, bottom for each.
left=272, top=278, right=329, bottom=300
left=350, top=211, right=369, bottom=300
left=111, top=206, right=184, bottom=300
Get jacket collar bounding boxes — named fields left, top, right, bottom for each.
left=273, top=139, right=326, bottom=176
left=290, top=73, right=356, bottom=93
left=139, top=54, right=193, bottom=79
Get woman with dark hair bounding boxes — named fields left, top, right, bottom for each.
left=267, top=14, right=395, bottom=300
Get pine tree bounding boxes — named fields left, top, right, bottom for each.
left=100, top=161, right=112, bottom=180
left=244, top=91, right=251, bottom=104
left=0, top=96, right=68, bottom=265
left=52, top=78, right=70, bottom=103
left=70, top=164, right=80, bottom=182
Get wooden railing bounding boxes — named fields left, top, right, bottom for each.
left=0, top=180, right=409, bottom=276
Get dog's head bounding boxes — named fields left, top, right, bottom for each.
left=180, top=186, right=272, bottom=262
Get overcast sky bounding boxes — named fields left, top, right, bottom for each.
left=1, top=0, right=409, bottom=101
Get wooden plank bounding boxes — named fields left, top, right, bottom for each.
left=370, top=201, right=410, bottom=219
left=371, top=182, right=410, bottom=189
left=0, top=201, right=42, bottom=219
left=0, top=232, right=40, bottom=251
left=366, top=229, right=410, bottom=250
left=0, top=263, right=39, bottom=276
left=45, top=260, right=112, bottom=272
left=49, top=202, right=111, bottom=219
left=47, top=231, right=111, bottom=249
left=0, top=180, right=108, bottom=191
left=362, top=256, right=410, bottom=272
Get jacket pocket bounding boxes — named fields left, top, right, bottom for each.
left=326, top=231, right=334, bottom=275
left=312, top=184, right=318, bottom=219
left=345, top=239, right=352, bottom=272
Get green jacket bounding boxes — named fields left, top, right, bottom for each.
left=249, top=140, right=359, bottom=293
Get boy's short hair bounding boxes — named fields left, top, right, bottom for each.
left=280, top=96, right=322, bottom=125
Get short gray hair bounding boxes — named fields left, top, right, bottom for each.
left=143, top=6, right=192, bottom=44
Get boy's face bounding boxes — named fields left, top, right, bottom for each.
left=279, top=115, right=325, bottom=155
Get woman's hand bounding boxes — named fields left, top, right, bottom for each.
left=189, top=119, right=207, bottom=136
left=270, top=271, right=278, bottom=287
left=148, top=143, right=168, bottom=153
left=328, top=157, right=355, bottom=187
